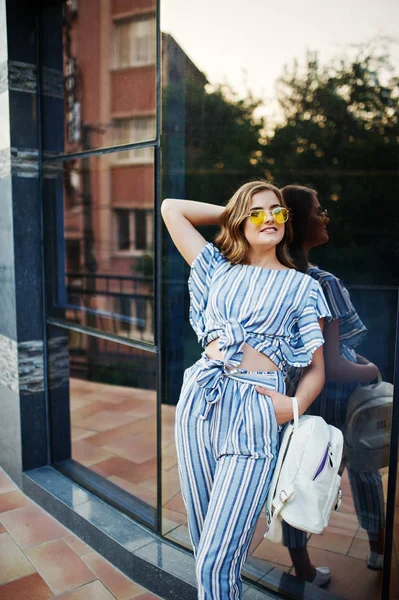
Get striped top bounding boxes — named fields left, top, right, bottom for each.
left=307, top=266, right=367, bottom=352
left=189, top=243, right=331, bottom=373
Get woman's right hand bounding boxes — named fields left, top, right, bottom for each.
left=359, top=360, right=380, bottom=384
left=161, top=199, right=224, bottom=265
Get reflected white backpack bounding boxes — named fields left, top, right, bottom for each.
left=264, top=397, right=343, bottom=543
left=344, top=374, right=393, bottom=472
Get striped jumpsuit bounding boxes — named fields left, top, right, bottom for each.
left=175, top=243, right=330, bottom=599
left=283, top=267, right=385, bottom=548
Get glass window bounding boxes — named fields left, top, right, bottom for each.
left=112, top=118, right=155, bottom=163
left=160, top=1, right=398, bottom=598
left=44, top=148, right=155, bottom=344
left=47, top=325, right=157, bottom=527
left=112, top=18, right=156, bottom=69
left=40, top=1, right=156, bottom=156
left=115, top=209, right=131, bottom=250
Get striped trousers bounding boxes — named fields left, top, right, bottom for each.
left=175, top=355, right=283, bottom=600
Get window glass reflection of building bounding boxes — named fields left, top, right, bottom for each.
left=112, top=117, right=155, bottom=162
left=112, top=17, right=156, bottom=69
left=114, top=209, right=153, bottom=253
left=59, top=0, right=157, bottom=345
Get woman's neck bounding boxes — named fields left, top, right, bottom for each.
left=245, top=247, right=282, bottom=270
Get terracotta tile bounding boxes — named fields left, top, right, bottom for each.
left=308, top=511, right=359, bottom=555
left=70, top=401, right=117, bottom=424
left=70, top=396, right=98, bottom=411
left=82, top=551, right=146, bottom=600
left=162, top=454, right=177, bottom=471
left=90, top=457, right=137, bottom=478
left=0, top=470, right=17, bottom=495
left=63, top=533, right=91, bottom=556
left=251, top=538, right=292, bottom=567
left=136, top=594, right=163, bottom=600
left=54, top=580, right=116, bottom=600
left=71, top=440, right=114, bottom=467
left=0, top=490, right=28, bottom=513
left=348, top=527, right=369, bottom=560
left=71, top=426, right=97, bottom=441
left=0, top=504, right=68, bottom=549
left=162, top=508, right=187, bottom=527
left=161, top=427, right=175, bottom=449
left=307, top=546, right=382, bottom=600
left=339, top=492, right=356, bottom=515
left=249, top=513, right=267, bottom=554
left=125, top=403, right=156, bottom=419
left=84, top=422, right=146, bottom=448
left=108, top=476, right=157, bottom=507
left=0, top=572, right=53, bottom=600
left=164, top=492, right=186, bottom=514
left=104, top=432, right=157, bottom=464
left=78, top=410, right=136, bottom=433
left=116, top=458, right=157, bottom=485
left=0, top=532, right=35, bottom=585
left=162, top=443, right=177, bottom=460
left=26, top=538, right=95, bottom=595
left=162, top=517, right=180, bottom=535
left=109, top=399, right=148, bottom=413
left=138, top=471, right=179, bottom=505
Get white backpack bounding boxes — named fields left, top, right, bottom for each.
left=344, top=374, right=393, bottom=473
left=264, top=398, right=343, bottom=543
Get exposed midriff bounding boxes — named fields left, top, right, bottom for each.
left=205, top=339, right=280, bottom=372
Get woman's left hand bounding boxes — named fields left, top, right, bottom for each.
left=255, top=386, right=294, bottom=425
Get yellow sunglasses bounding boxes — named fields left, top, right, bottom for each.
left=247, top=207, right=289, bottom=225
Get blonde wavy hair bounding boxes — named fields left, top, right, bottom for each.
left=215, top=180, right=295, bottom=269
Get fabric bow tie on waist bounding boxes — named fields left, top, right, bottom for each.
left=194, top=319, right=246, bottom=420
left=195, top=358, right=227, bottom=420
left=218, top=318, right=247, bottom=367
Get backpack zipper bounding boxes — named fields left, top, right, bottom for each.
left=312, top=428, right=333, bottom=481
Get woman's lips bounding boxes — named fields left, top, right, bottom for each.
left=260, top=227, right=278, bottom=233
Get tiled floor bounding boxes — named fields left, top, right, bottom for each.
left=0, top=469, right=164, bottom=600
left=69, top=378, right=399, bottom=600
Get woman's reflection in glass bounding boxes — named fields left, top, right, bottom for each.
left=281, top=185, right=385, bottom=585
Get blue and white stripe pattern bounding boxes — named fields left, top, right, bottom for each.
left=188, top=243, right=331, bottom=372
left=176, top=359, right=283, bottom=599
left=177, top=244, right=330, bottom=598
left=283, top=267, right=385, bottom=548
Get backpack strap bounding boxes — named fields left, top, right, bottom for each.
left=291, top=396, right=299, bottom=431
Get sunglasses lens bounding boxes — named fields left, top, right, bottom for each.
left=273, top=207, right=288, bottom=223
left=249, top=210, right=265, bottom=225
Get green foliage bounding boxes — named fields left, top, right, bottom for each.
left=263, top=41, right=399, bottom=284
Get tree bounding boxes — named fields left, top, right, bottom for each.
left=263, top=41, right=399, bottom=284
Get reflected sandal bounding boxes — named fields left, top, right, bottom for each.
left=312, top=566, right=331, bottom=587
left=367, top=551, right=383, bottom=570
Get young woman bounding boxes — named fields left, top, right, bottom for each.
left=161, top=180, right=331, bottom=599
left=281, top=184, right=385, bottom=583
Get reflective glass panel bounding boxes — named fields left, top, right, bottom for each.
left=389, top=444, right=399, bottom=598
left=161, top=1, right=399, bottom=598
left=44, top=148, right=155, bottom=344
left=47, top=324, right=157, bottom=526
left=40, top=0, right=156, bottom=156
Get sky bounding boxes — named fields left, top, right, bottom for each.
left=161, top=0, right=399, bottom=123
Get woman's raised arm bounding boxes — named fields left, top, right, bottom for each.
left=161, top=199, right=224, bottom=265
